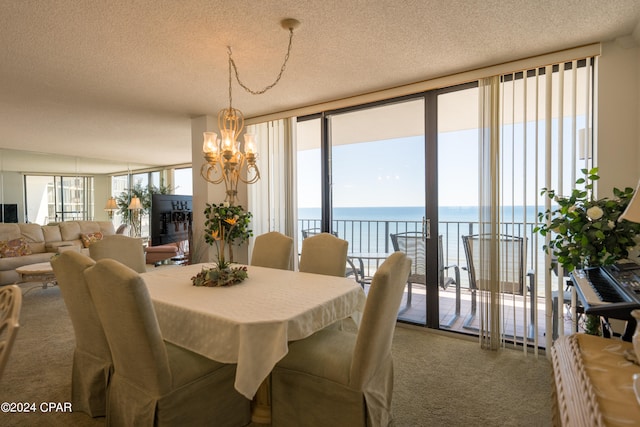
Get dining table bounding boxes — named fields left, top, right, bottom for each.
left=140, top=263, right=366, bottom=423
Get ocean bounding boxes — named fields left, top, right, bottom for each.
left=298, top=205, right=545, bottom=255
left=298, top=205, right=545, bottom=223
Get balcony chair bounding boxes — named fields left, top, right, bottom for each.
left=271, top=252, right=411, bottom=427
left=250, top=231, right=294, bottom=270
left=390, top=233, right=460, bottom=323
left=50, top=251, right=110, bottom=417
left=461, top=234, right=535, bottom=338
left=0, top=285, right=22, bottom=382
left=83, top=258, right=251, bottom=426
left=301, top=228, right=337, bottom=239
left=88, top=234, right=147, bottom=273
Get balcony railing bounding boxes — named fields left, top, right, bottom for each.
left=299, top=218, right=544, bottom=292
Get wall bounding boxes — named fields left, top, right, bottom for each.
left=0, top=172, right=113, bottom=223
left=0, top=171, right=25, bottom=222
left=597, top=41, right=640, bottom=195
left=93, top=175, right=111, bottom=221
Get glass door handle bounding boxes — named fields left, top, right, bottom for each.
left=422, top=217, right=430, bottom=240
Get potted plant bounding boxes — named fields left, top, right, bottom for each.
left=535, top=167, right=640, bottom=335
left=114, top=183, right=172, bottom=236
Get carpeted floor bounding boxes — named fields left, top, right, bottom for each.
left=0, top=282, right=553, bottom=426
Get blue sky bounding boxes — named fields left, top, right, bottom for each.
left=297, top=132, right=480, bottom=208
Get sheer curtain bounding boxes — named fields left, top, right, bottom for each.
left=246, top=118, right=299, bottom=263
left=477, top=58, right=596, bottom=351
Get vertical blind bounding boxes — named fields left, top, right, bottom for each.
left=247, top=118, right=299, bottom=261
left=478, top=57, right=596, bottom=351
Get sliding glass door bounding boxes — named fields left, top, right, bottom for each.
left=297, top=89, right=481, bottom=329
left=435, top=84, right=480, bottom=329
left=327, top=99, right=428, bottom=323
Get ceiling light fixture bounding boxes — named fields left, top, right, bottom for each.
left=202, top=18, right=301, bottom=206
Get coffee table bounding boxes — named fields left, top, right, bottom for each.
left=16, top=261, right=57, bottom=289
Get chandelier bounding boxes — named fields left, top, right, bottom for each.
left=201, top=18, right=300, bottom=206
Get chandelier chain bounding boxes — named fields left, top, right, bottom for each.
left=227, top=28, right=295, bottom=96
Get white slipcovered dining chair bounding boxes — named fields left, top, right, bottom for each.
left=251, top=231, right=294, bottom=270
left=88, top=234, right=147, bottom=273
left=83, top=258, right=250, bottom=427
left=271, top=251, right=411, bottom=427
left=50, top=251, right=110, bottom=417
left=0, top=284, right=22, bottom=381
left=299, top=232, right=349, bottom=277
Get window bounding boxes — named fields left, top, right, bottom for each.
left=25, top=175, right=94, bottom=224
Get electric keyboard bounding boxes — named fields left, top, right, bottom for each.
left=571, top=265, right=640, bottom=320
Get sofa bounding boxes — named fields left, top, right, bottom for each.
left=0, top=221, right=115, bottom=286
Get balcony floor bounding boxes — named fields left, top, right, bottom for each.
left=371, top=283, right=585, bottom=349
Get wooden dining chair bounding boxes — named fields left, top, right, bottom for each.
left=271, top=251, right=411, bottom=427
left=0, top=284, right=22, bottom=382
left=299, top=232, right=349, bottom=277
left=88, top=234, right=147, bottom=273
left=50, top=251, right=110, bottom=417
left=251, top=231, right=294, bottom=270
left=84, top=258, right=251, bottom=427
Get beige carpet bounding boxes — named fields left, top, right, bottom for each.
left=0, top=283, right=553, bottom=426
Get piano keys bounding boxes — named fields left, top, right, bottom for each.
left=571, top=265, right=640, bottom=321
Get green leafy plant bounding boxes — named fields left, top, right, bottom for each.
left=114, top=183, right=172, bottom=223
left=203, top=203, right=252, bottom=263
left=535, top=168, right=640, bottom=337
left=535, top=168, right=640, bottom=272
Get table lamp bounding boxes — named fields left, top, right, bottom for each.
left=619, top=179, right=640, bottom=223
left=104, top=197, right=118, bottom=220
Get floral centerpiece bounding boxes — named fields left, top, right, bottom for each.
left=192, top=203, right=253, bottom=287
left=535, top=168, right=640, bottom=335
left=203, top=203, right=253, bottom=262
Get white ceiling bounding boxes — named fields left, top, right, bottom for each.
left=1, top=0, right=639, bottom=174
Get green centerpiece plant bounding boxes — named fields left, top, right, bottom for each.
left=535, top=167, right=640, bottom=335
left=192, top=203, right=252, bottom=287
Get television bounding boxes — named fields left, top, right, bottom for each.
left=1, top=204, right=18, bottom=223
left=150, top=194, right=192, bottom=247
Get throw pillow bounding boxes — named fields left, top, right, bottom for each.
left=0, top=237, right=33, bottom=258
left=80, top=232, right=103, bottom=248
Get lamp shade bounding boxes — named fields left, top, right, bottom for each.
left=104, top=197, right=117, bottom=211
left=619, top=179, right=640, bottom=224
left=128, top=196, right=143, bottom=211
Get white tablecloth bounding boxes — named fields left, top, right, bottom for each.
left=141, top=263, right=366, bottom=399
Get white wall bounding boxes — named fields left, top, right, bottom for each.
left=596, top=41, right=640, bottom=195
left=0, top=171, right=25, bottom=222
left=93, top=175, right=111, bottom=221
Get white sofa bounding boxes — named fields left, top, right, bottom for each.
left=0, top=221, right=115, bottom=285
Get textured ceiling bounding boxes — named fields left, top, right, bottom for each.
left=1, top=0, right=639, bottom=174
